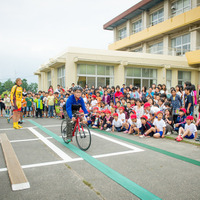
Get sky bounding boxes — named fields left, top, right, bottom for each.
left=0, top=0, right=141, bottom=83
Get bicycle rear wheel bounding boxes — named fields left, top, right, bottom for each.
left=75, top=123, right=91, bottom=151
left=61, top=120, right=70, bottom=143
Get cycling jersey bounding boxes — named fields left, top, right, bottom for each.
left=66, top=94, right=88, bottom=119
left=10, top=85, right=23, bottom=109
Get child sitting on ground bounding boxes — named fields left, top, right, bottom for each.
left=112, top=113, right=125, bottom=132
left=176, top=116, right=197, bottom=141
left=139, top=115, right=155, bottom=138
left=118, top=106, right=126, bottom=122
left=92, top=110, right=100, bottom=129
left=174, top=108, right=186, bottom=132
left=103, top=109, right=113, bottom=131
left=99, top=110, right=106, bottom=129
left=127, top=114, right=142, bottom=135
left=152, top=111, right=166, bottom=138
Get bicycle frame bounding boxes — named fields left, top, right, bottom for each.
left=72, top=114, right=84, bottom=137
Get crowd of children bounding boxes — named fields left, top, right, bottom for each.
left=0, top=82, right=200, bottom=142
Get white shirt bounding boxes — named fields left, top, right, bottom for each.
left=184, top=123, right=197, bottom=134
left=83, top=97, right=88, bottom=104
left=43, top=97, right=48, bottom=106
left=118, top=113, right=125, bottom=122
left=153, top=118, right=166, bottom=131
left=91, top=100, right=98, bottom=107
left=150, top=106, right=160, bottom=114
left=127, top=118, right=142, bottom=128
left=112, top=119, right=123, bottom=127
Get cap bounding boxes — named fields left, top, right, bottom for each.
left=140, top=115, right=148, bottom=120
left=105, top=109, right=111, bottom=114
left=130, top=110, right=136, bottom=114
left=113, top=113, right=118, bottom=117
left=156, top=111, right=163, bottom=115
left=130, top=114, right=137, bottom=119
left=79, top=109, right=84, bottom=113
left=96, top=110, right=101, bottom=114
left=144, top=102, right=151, bottom=108
left=186, top=115, right=193, bottom=120
left=93, top=107, right=99, bottom=110
left=180, top=108, right=186, bottom=114
left=92, top=95, right=96, bottom=99
left=119, top=106, right=125, bottom=110
left=113, top=105, right=117, bottom=108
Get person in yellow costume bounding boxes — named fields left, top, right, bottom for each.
left=10, top=78, right=23, bottom=129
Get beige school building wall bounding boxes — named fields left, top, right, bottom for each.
left=35, top=47, right=200, bottom=91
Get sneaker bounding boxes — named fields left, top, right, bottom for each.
left=139, top=135, right=146, bottom=138
left=123, top=130, right=129, bottom=133
left=166, top=132, right=171, bottom=135
left=176, top=135, right=183, bottom=142
left=195, top=136, right=200, bottom=141
left=106, top=128, right=111, bottom=132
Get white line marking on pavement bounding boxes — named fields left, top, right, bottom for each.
left=28, top=127, right=72, bottom=161
left=0, top=124, right=60, bottom=131
left=10, top=137, right=52, bottom=143
left=91, top=131, right=144, bottom=152
left=0, top=149, right=143, bottom=172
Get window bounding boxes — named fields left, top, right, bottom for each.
left=150, top=8, right=164, bottom=26
left=166, top=70, right=172, bottom=91
left=171, top=33, right=190, bottom=56
left=132, top=19, right=142, bottom=34
left=118, top=27, right=127, bottom=40
left=47, top=71, right=51, bottom=87
left=125, top=67, right=157, bottom=88
left=171, top=0, right=191, bottom=17
left=131, top=48, right=143, bottom=52
left=178, top=71, right=191, bottom=86
left=149, top=42, right=163, bottom=54
left=57, top=65, right=65, bottom=88
left=77, top=64, right=114, bottom=88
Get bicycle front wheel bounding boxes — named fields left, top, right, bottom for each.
left=75, top=123, right=91, bottom=151
left=61, top=120, right=69, bottom=143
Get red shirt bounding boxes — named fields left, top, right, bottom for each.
left=115, top=91, right=122, bottom=98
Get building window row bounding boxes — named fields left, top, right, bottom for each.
left=57, top=65, right=65, bottom=88
left=171, top=0, right=191, bottom=17
left=117, top=0, right=193, bottom=41
left=77, top=64, right=114, bottom=88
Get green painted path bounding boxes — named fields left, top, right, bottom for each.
left=93, top=129, right=200, bottom=167
left=29, top=120, right=161, bottom=200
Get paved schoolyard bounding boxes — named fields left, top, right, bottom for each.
left=0, top=117, right=200, bottom=200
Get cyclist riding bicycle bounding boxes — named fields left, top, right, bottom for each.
left=64, top=85, right=88, bottom=141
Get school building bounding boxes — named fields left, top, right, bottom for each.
left=35, top=0, right=200, bottom=91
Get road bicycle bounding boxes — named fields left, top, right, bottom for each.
left=61, top=112, right=91, bottom=151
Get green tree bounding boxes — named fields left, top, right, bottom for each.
left=21, top=79, right=28, bottom=91
left=28, top=83, right=38, bottom=93
left=3, top=79, right=13, bottom=91
left=0, top=82, right=5, bottom=94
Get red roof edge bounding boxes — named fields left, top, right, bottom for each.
left=103, top=0, right=152, bottom=30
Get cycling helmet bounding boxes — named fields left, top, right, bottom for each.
left=73, top=85, right=83, bottom=92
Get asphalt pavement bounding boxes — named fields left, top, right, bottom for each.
left=0, top=117, right=200, bottom=200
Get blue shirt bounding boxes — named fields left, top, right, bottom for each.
left=66, top=94, right=88, bottom=119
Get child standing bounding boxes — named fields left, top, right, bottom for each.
left=34, top=93, right=43, bottom=118
left=91, top=95, right=98, bottom=108
left=176, top=116, right=197, bottom=141
left=184, top=86, right=194, bottom=116
left=26, top=92, right=33, bottom=117
left=134, top=99, right=144, bottom=119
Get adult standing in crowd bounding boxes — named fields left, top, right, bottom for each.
left=10, top=78, right=23, bottom=129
